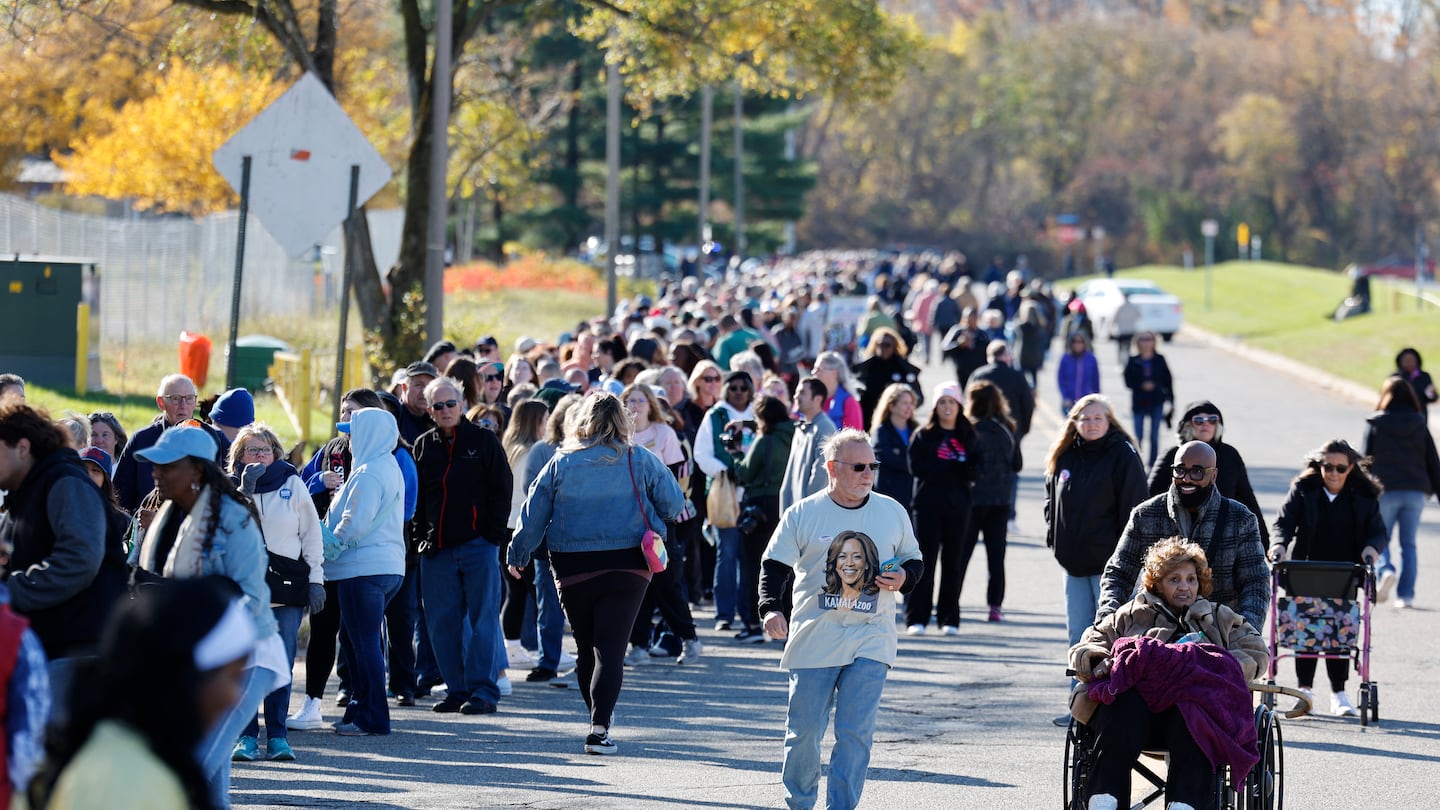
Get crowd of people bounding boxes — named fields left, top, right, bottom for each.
left=0, top=248, right=1435, bottom=809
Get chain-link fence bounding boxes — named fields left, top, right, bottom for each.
left=0, top=193, right=402, bottom=346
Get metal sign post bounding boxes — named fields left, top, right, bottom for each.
left=225, top=156, right=252, bottom=390
left=332, top=164, right=360, bottom=427
left=1201, top=219, right=1219, bottom=311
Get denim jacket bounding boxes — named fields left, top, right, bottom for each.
left=508, top=443, right=684, bottom=566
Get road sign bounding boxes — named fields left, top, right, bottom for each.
left=1201, top=219, right=1219, bottom=237
left=213, top=73, right=392, bottom=257
left=1237, top=222, right=1250, bottom=248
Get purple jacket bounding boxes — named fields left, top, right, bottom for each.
left=1089, top=635, right=1259, bottom=776
left=1058, top=351, right=1101, bottom=405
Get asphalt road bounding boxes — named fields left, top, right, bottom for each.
left=233, top=328, right=1440, bottom=808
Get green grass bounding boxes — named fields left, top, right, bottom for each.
left=28, top=286, right=608, bottom=450
left=1056, top=262, right=1440, bottom=392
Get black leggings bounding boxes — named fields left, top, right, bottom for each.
left=1295, top=657, right=1350, bottom=692
left=1088, top=689, right=1215, bottom=810
left=557, top=570, right=650, bottom=728
left=959, top=504, right=1009, bottom=608
left=501, top=539, right=535, bottom=641
left=306, top=581, right=344, bottom=698
left=630, top=523, right=698, bottom=646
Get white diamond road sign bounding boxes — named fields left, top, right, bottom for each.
left=213, top=72, right=392, bottom=257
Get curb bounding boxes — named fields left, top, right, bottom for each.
left=1178, top=323, right=1380, bottom=408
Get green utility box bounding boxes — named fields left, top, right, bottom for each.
left=0, top=256, right=101, bottom=390
left=227, top=335, right=291, bottom=391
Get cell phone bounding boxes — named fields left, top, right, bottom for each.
left=880, top=556, right=903, bottom=573
left=329, top=452, right=346, bottom=476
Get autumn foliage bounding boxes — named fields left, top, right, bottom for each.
left=443, top=255, right=602, bottom=295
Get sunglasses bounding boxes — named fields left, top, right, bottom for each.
left=484, top=374, right=504, bottom=382
left=838, top=462, right=881, bottom=472
left=727, top=385, right=752, bottom=393
left=1190, top=415, right=1221, bottom=425
left=1321, top=463, right=1350, bottom=474
left=430, top=399, right=460, bottom=411
left=700, top=375, right=722, bottom=383
left=1171, top=464, right=1217, bottom=481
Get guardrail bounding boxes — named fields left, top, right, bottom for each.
left=268, top=346, right=368, bottom=449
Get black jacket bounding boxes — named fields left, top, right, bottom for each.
left=851, top=354, right=923, bottom=428
left=941, top=326, right=988, bottom=388
left=1272, top=476, right=1385, bottom=564
left=1364, top=410, right=1440, bottom=496
left=870, top=422, right=915, bottom=510
left=412, top=420, right=512, bottom=550
left=1123, top=354, right=1174, bottom=411
left=0, top=450, right=128, bottom=658
left=114, top=416, right=230, bottom=512
left=908, top=423, right=981, bottom=512
left=967, top=362, right=1034, bottom=437
left=971, top=417, right=1022, bottom=508
left=1045, top=430, right=1149, bottom=577
left=1148, top=441, right=1270, bottom=544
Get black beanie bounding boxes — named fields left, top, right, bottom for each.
left=1179, top=400, right=1223, bottom=425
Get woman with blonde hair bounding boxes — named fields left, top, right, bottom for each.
left=813, top=351, right=864, bottom=431
left=508, top=393, right=684, bottom=754
left=1044, top=394, right=1148, bottom=704
left=868, top=382, right=918, bottom=512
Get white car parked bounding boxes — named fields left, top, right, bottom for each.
left=1074, top=278, right=1184, bottom=341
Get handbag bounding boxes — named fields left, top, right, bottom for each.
left=266, top=551, right=311, bottom=607
left=706, top=471, right=740, bottom=529
left=627, top=448, right=669, bottom=573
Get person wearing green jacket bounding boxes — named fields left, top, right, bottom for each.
left=729, top=395, right=796, bottom=642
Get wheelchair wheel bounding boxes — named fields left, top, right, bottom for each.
left=1062, top=720, right=1092, bottom=809
left=1242, top=706, right=1284, bottom=810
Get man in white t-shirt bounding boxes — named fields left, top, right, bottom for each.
left=759, top=429, right=923, bottom=810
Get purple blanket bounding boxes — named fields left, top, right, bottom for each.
left=1088, top=635, right=1259, bottom=775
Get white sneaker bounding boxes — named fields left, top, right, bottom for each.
left=497, top=676, right=513, bottom=697
left=905, top=624, right=926, bottom=636
left=1293, top=687, right=1315, bottom=716
left=505, top=640, right=536, bottom=668
left=678, top=638, right=704, bottom=665
left=287, top=696, right=325, bottom=731
left=1087, top=794, right=1119, bottom=810
left=623, top=645, right=654, bottom=666
left=1166, top=803, right=1197, bottom=810
left=1394, top=598, right=1412, bottom=610
left=1007, top=519, right=1020, bottom=535
left=1376, top=570, right=1397, bottom=604
left=1332, top=691, right=1358, bottom=717
left=940, top=625, right=960, bottom=636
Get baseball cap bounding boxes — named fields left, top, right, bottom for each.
left=80, top=446, right=114, bottom=475
left=515, top=336, right=538, bottom=354
left=475, top=335, right=499, bottom=351
left=135, top=425, right=218, bottom=465
left=405, top=361, right=440, bottom=381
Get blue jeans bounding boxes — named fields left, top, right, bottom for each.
left=782, top=657, right=889, bottom=810
left=1378, top=489, right=1427, bottom=601
left=199, top=662, right=271, bottom=808
left=1132, top=402, right=1165, bottom=469
left=533, top=556, right=567, bottom=671
left=338, top=575, right=402, bottom=733
left=414, top=563, right=442, bottom=689
left=243, top=605, right=303, bottom=741
left=421, top=541, right=505, bottom=704
left=1064, top=573, right=1103, bottom=647
left=714, top=526, right=748, bottom=625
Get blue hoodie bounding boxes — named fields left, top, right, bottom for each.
left=323, top=408, right=406, bottom=580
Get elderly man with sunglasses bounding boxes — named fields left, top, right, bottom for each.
left=411, top=375, right=513, bottom=715
left=1096, top=440, right=1270, bottom=629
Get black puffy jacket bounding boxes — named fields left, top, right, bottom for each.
left=1046, top=430, right=1149, bottom=577
left=1364, top=410, right=1440, bottom=495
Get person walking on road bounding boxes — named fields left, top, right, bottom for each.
left=758, top=429, right=922, bottom=810
left=1363, top=377, right=1440, bottom=609
left=1057, top=332, right=1101, bottom=415
left=1122, top=331, right=1173, bottom=469
left=1393, top=347, right=1437, bottom=422
left=962, top=381, right=1023, bottom=623
left=1146, top=401, right=1270, bottom=547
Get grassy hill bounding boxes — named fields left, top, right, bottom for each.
left=1056, top=261, right=1439, bottom=393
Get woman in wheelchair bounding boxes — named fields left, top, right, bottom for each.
left=1069, top=538, right=1269, bottom=810
left=1268, top=438, right=1385, bottom=717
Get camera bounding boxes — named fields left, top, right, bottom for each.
left=737, top=503, right=767, bottom=535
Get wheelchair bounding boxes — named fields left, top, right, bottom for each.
left=1265, top=561, right=1377, bottom=726
left=1063, top=684, right=1296, bottom=810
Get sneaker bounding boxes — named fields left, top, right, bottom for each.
left=432, top=694, right=467, bottom=713
left=988, top=606, right=1004, bottom=622
left=1294, top=687, right=1315, bottom=716
left=940, top=625, right=959, bottom=636
left=1394, top=598, right=1412, bottom=610
left=232, top=735, right=261, bottom=762
left=1007, top=519, right=1020, bottom=535
left=1052, top=714, right=1072, bottom=728
left=335, top=691, right=352, bottom=708
left=584, top=730, right=617, bottom=755
left=906, top=624, right=926, bottom=636
left=287, top=697, right=325, bottom=731
left=1087, top=795, right=1119, bottom=810
left=505, top=640, right=537, bottom=668
left=714, top=619, right=733, bottom=632
left=461, top=698, right=498, bottom=715
left=1332, top=692, right=1358, bottom=717
left=497, top=676, right=513, bottom=697
left=266, top=738, right=296, bottom=761
left=734, top=626, right=767, bottom=643
left=333, top=722, right=374, bottom=736
left=678, top=638, right=704, bottom=664
left=395, top=693, right=416, bottom=707
left=624, top=645, right=655, bottom=666
left=526, top=667, right=558, bottom=683
left=1376, top=570, right=1397, bottom=604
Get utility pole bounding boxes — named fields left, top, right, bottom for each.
left=424, top=0, right=452, bottom=344
left=733, top=83, right=745, bottom=259
left=604, top=59, right=621, bottom=318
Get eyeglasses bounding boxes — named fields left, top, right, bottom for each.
left=430, top=399, right=460, bottom=411
left=1190, top=415, right=1220, bottom=425
left=1321, top=463, right=1350, bottom=474
left=700, top=375, right=722, bottom=383
left=1171, top=464, right=1217, bottom=481
left=484, top=374, right=504, bottom=382
left=837, top=461, right=881, bottom=472
left=163, top=394, right=197, bottom=405
left=242, top=446, right=274, bottom=458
